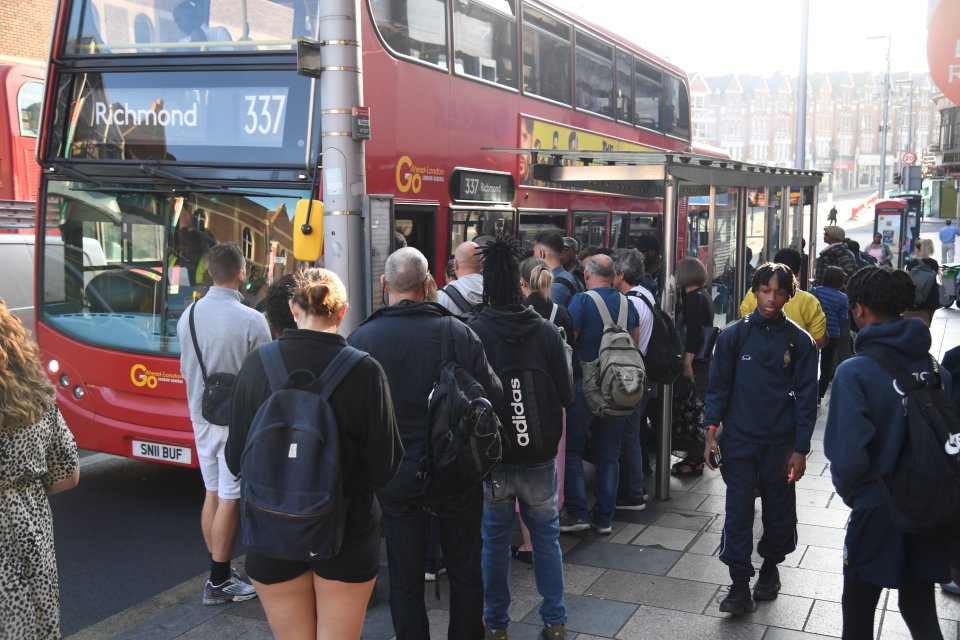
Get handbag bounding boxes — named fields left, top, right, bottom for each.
left=671, top=378, right=704, bottom=444
left=189, top=302, right=236, bottom=426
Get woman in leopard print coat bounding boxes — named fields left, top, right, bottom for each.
left=0, top=298, right=79, bottom=639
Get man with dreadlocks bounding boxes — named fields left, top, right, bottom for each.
left=468, top=236, right=574, bottom=640
left=704, top=262, right=818, bottom=616
left=824, top=266, right=951, bottom=639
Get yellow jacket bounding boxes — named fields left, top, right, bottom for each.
left=739, top=289, right=827, bottom=341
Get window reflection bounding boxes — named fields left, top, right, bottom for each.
left=453, top=0, right=516, bottom=87
left=372, top=0, right=448, bottom=68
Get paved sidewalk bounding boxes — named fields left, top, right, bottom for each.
left=68, top=316, right=960, bottom=640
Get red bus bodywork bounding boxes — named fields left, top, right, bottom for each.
left=0, top=64, right=43, bottom=203
left=38, top=0, right=689, bottom=466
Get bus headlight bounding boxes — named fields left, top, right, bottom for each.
left=48, top=360, right=60, bottom=374
left=73, top=386, right=85, bottom=400
left=59, top=375, right=71, bottom=388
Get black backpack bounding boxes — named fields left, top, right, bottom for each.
left=627, top=290, right=683, bottom=384
left=859, top=349, right=960, bottom=539
left=471, top=317, right=563, bottom=464
left=424, top=317, right=504, bottom=500
left=908, top=264, right=937, bottom=307
left=239, top=342, right=366, bottom=561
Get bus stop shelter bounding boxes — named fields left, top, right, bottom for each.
left=490, top=148, right=824, bottom=500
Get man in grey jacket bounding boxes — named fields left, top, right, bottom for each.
left=177, top=241, right=270, bottom=605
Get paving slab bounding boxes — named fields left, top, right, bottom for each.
left=798, top=546, right=844, bottom=574
left=174, top=612, right=272, bottom=640
left=762, top=628, right=842, bottom=639
left=802, top=598, right=880, bottom=637
left=562, top=539, right=681, bottom=576
left=886, top=588, right=960, bottom=622
left=878, top=612, right=958, bottom=639
left=795, top=523, right=847, bottom=550
left=652, top=511, right=713, bottom=531
left=508, top=562, right=606, bottom=596
left=703, top=591, right=813, bottom=631
left=587, top=570, right=720, bottom=614
left=521, top=593, right=637, bottom=638
left=607, top=523, right=645, bottom=545
left=110, top=599, right=236, bottom=640
left=631, top=525, right=697, bottom=551
left=795, top=505, right=850, bottom=529
left=688, top=532, right=722, bottom=556
left=666, top=552, right=730, bottom=586
left=614, top=604, right=767, bottom=639
left=794, top=487, right=833, bottom=508
left=778, top=565, right=845, bottom=603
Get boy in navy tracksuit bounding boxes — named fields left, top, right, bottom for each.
left=824, top=266, right=949, bottom=639
left=703, top=263, right=818, bottom=615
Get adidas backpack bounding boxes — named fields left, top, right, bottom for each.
left=861, top=349, right=960, bottom=539
left=424, top=317, right=504, bottom=500
left=581, top=290, right=647, bottom=417
left=626, top=290, right=683, bottom=384
left=240, top=342, right=366, bottom=561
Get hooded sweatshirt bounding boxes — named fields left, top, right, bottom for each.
left=469, top=305, right=574, bottom=464
left=704, top=311, right=818, bottom=453
left=824, top=316, right=953, bottom=509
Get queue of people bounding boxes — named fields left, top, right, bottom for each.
left=8, top=222, right=958, bottom=640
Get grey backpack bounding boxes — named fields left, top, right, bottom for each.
left=580, top=291, right=646, bottom=417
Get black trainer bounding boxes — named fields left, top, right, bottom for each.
left=753, top=566, right=781, bottom=601
left=718, top=584, right=754, bottom=615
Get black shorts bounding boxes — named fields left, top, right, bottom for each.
left=245, top=525, right=380, bottom=585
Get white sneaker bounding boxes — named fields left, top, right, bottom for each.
left=203, top=569, right=258, bottom=605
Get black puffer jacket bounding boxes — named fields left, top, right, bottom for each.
left=347, top=300, right=502, bottom=502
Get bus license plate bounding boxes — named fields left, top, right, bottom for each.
left=132, top=440, right=192, bottom=465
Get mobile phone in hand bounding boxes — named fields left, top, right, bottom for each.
left=709, top=450, right=722, bottom=468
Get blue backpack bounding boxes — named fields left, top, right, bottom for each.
left=240, top=342, right=366, bottom=561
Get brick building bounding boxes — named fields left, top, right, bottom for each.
left=691, top=70, right=939, bottom=196
left=0, top=0, right=56, bottom=64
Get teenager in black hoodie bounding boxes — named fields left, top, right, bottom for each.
left=470, top=237, right=574, bottom=640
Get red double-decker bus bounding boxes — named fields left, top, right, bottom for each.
left=0, top=62, right=44, bottom=204
left=36, top=0, right=695, bottom=466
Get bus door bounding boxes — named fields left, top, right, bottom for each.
left=394, top=204, right=437, bottom=271
left=572, top=211, right=607, bottom=248
left=517, top=208, right=566, bottom=254
left=623, top=212, right=659, bottom=249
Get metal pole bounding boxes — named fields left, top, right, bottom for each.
left=320, top=0, right=367, bottom=334
left=794, top=0, right=809, bottom=171
left=657, top=177, right=677, bottom=501
left=878, top=35, right=891, bottom=198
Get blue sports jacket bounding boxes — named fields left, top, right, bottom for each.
left=704, top=311, right=818, bottom=453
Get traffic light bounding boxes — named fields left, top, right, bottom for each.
left=893, top=172, right=901, bottom=186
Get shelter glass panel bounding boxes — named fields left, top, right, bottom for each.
left=744, top=188, right=767, bottom=295
left=711, top=187, right=739, bottom=325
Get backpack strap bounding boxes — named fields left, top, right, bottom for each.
left=316, top=346, right=368, bottom=400
left=440, top=316, right=454, bottom=363
left=859, top=349, right=926, bottom=392
left=729, top=317, right=751, bottom=387
left=549, top=303, right=558, bottom=325
left=188, top=302, right=209, bottom=383
left=585, top=289, right=627, bottom=329
left=258, top=341, right=289, bottom=394
left=557, top=276, right=579, bottom=297
left=442, top=284, right=474, bottom=315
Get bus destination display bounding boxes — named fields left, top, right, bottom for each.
left=85, top=86, right=289, bottom=148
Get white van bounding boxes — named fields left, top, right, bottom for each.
left=0, top=234, right=107, bottom=336
left=0, top=234, right=36, bottom=334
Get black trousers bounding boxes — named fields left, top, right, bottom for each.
left=841, top=577, right=943, bottom=640
left=718, top=437, right=797, bottom=584
left=818, top=336, right=838, bottom=400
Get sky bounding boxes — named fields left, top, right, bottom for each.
left=549, top=0, right=933, bottom=77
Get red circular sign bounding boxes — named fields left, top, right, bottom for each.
left=927, top=0, right=960, bottom=104
left=902, top=152, right=917, bottom=165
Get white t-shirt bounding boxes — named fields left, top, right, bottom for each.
left=627, top=284, right=656, bottom=356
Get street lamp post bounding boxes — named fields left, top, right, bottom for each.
left=869, top=35, right=891, bottom=198
left=894, top=78, right=915, bottom=190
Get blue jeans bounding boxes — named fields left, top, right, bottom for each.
left=564, top=379, right=629, bottom=527
left=619, top=396, right=649, bottom=500
left=379, top=490, right=484, bottom=640
left=482, top=461, right=566, bottom=629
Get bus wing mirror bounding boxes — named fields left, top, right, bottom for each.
left=293, top=199, right=324, bottom=262
left=297, top=39, right=322, bottom=78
